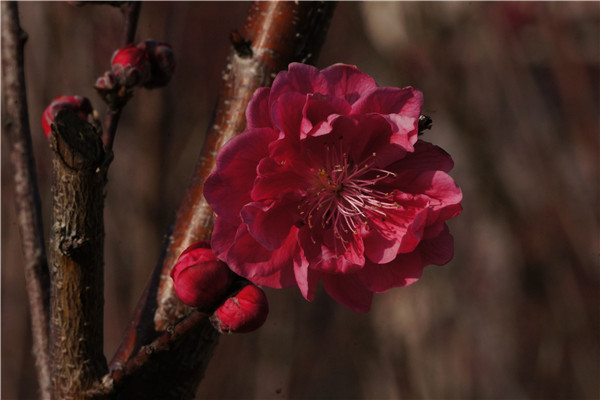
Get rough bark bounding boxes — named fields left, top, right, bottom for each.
left=1, top=2, right=51, bottom=399
left=48, top=110, right=109, bottom=399
left=106, top=2, right=337, bottom=399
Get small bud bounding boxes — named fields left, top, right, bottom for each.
left=111, top=44, right=150, bottom=88
left=170, top=241, right=232, bottom=309
left=41, top=95, right=93, bottom=138
left=137, top=39, right=176, bottom=89
left=210, top=284, right=269, bottom=334
left=94, top=71, right=116, bottom=91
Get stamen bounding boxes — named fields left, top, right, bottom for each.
left=300, top=142, right=399, bottom=251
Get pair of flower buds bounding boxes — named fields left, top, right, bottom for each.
left=41, top=39, right=174, bottom=138
left=97, top=39, right=175, bottom=91
left=170, top=241, right=269, bottom=334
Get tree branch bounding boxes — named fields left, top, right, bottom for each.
left=121, top=1, right=141, bottom=45
left=48, top=110, right=109, bottom=399
left=106, top=1, right=337, bottom=398
left=0, top=2, right=52, bottom=399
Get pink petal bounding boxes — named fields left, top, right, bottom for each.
left=358, top=251, right=425, bottom=293
left=419, top=225, right=455, bottom=266
left=297, top=217, right=365, bottom=275
left=271, top=92, right=307, bottom=139
left=320, top=63, right=378, bottom=104
left=211, top=216, right=240, bottom=262
left=293, top=249, right=322, bottom=301
left=241, top=195, right=301, bottom=251
left=246, top=264, right=296, bottom=289
left=339, top=114, right=408, bottom=166
left=351, top=86, right=422, bottom=140
left=397, top=170, right=463, bottom=206
left=362, top=231, right=400, bottom=265
left=246, top=87, right=272, bottom=129
left=353, top=86, right=422, bottom=116
left=386, top=114, right=418, bottom=147
left=320, top=228, right=366, bottom=273
left=225, top=223, right=298, bottom=289
left=251, top=156, right=312, bottom=202
left=270, top=63, right=326, bottom=101
left=300, top=93, right=351, bottom=139
left=365, top=197, right=429, bottom=254
left=322, top=273, right=374, bottom=313
left=390, top=140, right=455, bottom=173
left=204, top=128, right=276, bottom=218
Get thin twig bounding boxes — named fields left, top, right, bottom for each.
left=121, top=1, right=141, bottom=45
left=100, top=107, right=121, bottom=154
left=100, top=1, right=142, bottom=154
left=107, top=2, right=337, bottom=398
left=89, top=311, right=208, bottom=398
left=1, top=2, right=51, bottom=399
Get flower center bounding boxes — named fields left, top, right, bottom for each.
left=299, top=142, right=399, bottom=245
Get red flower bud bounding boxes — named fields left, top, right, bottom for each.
left=137, top=39, right=176, bottom=89
left=41, top=95, right=93, bottom=138
left=111, top=44, right=150, bottom=87
left=210, top=284, right=269, bottom=334
left=170, top=241, right=232, bottom=308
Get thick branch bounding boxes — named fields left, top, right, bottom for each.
left=107, top=1, right=337, bottom=398
left=0, top=2, right=51, bottom=399
left=48, top=110, right=108, bottom=399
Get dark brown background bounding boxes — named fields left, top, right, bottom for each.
left=2, top=2, right=598, bottom=399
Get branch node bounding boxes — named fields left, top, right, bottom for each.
left=230, top=30, right=253, bottom=58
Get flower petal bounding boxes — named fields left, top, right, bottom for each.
left=270, top=63, right=325, bottom=100
left=271, top=92, right=307, bottom=139
left=419, top=224, right=455, bottom=266
left=293, top=249, right=322, bottom=301
left=320, top=63, right=378, bottom=105
left=220, top=222, right=298, bottom=288
left=322, top=273, right=373, bottom=313
left=351, top=86, right=422, bottom=141
left=394, top=170, right=463, bottom=207
left=204, top=127, right=277, bottom=218
left=251, top=155, right=312, bottom=202
left=211, top=216, right=239, bottom=262
left=300, top=93, right=351, bottom=139
left=390, top=140, right=455, bottom=173
left=364, top=208, right=428, bottom=267
left=358, top=251, right=425, bottom=293
left=246, top=87, right=272, bottom=129
left=241, top=194, right=301, bottom=251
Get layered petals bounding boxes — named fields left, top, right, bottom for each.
left=205, top=63, right=462, bottom=313
left=204, top=127, right=277, bottom=218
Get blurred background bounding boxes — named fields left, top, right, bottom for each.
left=2, top=2, right=598, bottom=399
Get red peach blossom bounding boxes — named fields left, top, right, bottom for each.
left=204, top=63, right=462, bottom=313
left=170, top=241, right=232, bottom=308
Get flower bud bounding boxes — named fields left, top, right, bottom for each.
left=137, top=39, right=176, bottom=89
left=41, top=95, right=93, bottom=138
left=94, top=71, right=116, bottom=92
left=110, top=44, right=150, bottom=87
left=210, top=284, right=269, bottom=334
left=170, top=241, right=232, bottom=308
